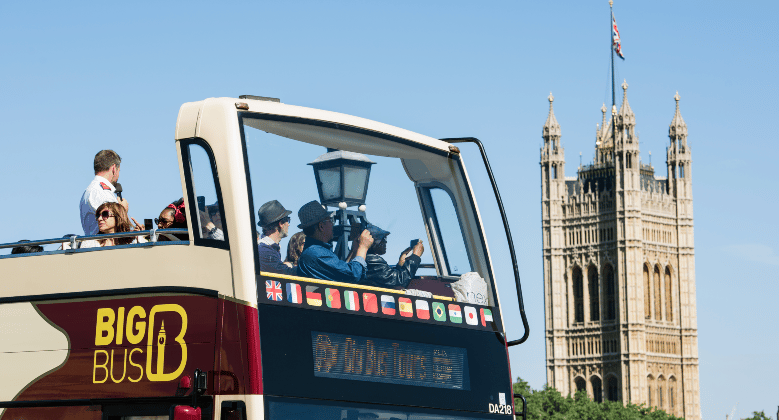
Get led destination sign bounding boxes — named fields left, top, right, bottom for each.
left=312, top=332, right=469, bottom=390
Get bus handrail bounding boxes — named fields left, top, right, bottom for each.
left=0, top=229, right=189, bottom=250
left=440, top=137, right=529, bottom=346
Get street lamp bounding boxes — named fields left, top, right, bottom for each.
left=309, top=148, right=375, bottom=259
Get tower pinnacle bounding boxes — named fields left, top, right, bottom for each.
left=543, top=92, right=561, bottom=138
left=619, top=79, right=633, bottom=117
left=669, top=91, right=687, bottom=139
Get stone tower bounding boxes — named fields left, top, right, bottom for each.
left=540, top=83, right=701, bottom=419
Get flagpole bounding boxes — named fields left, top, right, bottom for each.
left=610, top=0, right=615, bottom=110
left=610, top=0, right=616, bottom=152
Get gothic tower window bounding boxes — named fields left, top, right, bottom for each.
left=589, top=265, right=600, bottom=321
left=644, top=264, right=651, bottom=319
left=605, top=264, right=616, bottom=320
left=658, top=376, right=665, bottom=409
left=647, top=376, right=654, bottom=406
left=591, top=376, right=603, bottom=402
left=665, top=266, right=673, bottom=322
left=573, top=266, right=584, bottom=323
left=606, top=376, right=619, bottom=401
left=669, top=377, right=677, bottom=411
left=654, top=265, right=662, bottom=320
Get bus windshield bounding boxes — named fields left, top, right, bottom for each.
left=240, top=114, right=500, bottom=331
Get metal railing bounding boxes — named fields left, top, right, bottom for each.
left=0, top=229, right=189, bottom=252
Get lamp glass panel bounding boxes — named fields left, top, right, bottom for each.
left=343, top=166, right=369, bottom=200
left=318, top=167, right=342, bottom=201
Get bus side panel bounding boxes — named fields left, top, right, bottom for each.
left=215, top=300, right=248, bottom=395
left=7, top=295, right=219, bottom=402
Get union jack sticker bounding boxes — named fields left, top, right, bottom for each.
left=265, top=280, right=282, bottom=301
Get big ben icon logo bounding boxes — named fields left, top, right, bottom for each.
left=156, top=321, right=166, bottom=375
left=146, top=304, right=188, bottom=382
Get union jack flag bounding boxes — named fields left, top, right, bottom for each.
left=266, top=280, right=282, bottom=301
left=612, top=11, right=625, bottom=60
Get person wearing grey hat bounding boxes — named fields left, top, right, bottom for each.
left=297, top=200, right=374, bottom=283
left=361, top=224, right=425, bottom=289
left=257, top=200, right=297, bottom=275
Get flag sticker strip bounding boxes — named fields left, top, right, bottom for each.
left=266, top=280, right=282, bottom=301
left=262, top=277, right=500, bottom=330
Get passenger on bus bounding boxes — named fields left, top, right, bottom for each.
left=157, top=199, right=223, bottom=240
left=11, top=240, right=44, bottom=254
left=80, top=150, right=129, bottom=235
left=285, top=232, right=306, bottom=266
left=296, top=200, right=374, bottom=283
left=257, top=200, right=297, bottom=275
left=80, top=202, right=146, bottom=248
left=359, top=224, right=424, bottom=289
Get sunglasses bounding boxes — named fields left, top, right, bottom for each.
left=281, top=216, right=291, bottom=224
left=96, top=211, right=115, bottom=220
left=155, top=217, right=173, bottom=226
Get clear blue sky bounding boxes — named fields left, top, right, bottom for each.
left=1, top=1, right=777, bottom=418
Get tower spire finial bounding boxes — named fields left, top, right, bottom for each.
left=669, top=91, right=687, bottom=138
left=543, top=92, right=561, bottom=139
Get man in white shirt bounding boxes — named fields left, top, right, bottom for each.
left=80, top=150, right=129, bottom=235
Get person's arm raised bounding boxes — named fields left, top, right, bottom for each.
left=353, top=230, right=374, bottom=260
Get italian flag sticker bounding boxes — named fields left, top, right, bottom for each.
left=345, top=291, right=360, bottom=311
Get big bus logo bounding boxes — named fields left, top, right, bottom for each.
left=92, top=304, right=188, bottom=384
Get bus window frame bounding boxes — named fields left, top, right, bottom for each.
left=417, top=182, right=475, bottom=278
left=235, top=112, right=501, bottom=315
left=179, top=137, right=230, bottom=250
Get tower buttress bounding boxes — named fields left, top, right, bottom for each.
left=541, top=93, right=568, bottom=394
left=666, top=92, right=699, bottom=418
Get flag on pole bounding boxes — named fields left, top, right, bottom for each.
left=612, top=11, right=625, bottom=60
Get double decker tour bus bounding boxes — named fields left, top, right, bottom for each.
left=0, top=96, right=529, bottom=420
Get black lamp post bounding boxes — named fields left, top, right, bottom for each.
left=309, top=149, right=375, bottom=259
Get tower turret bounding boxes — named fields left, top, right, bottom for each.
left=540, top=93, right=568, bottom=393
left=667, top=92, right=692, bottom=198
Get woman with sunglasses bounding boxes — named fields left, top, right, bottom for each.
left=80, top=202, right=145, bottom=248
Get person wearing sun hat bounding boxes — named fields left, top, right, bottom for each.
left=257, top=200, right=297, bottom=275
left=296, top=200, right=374, bottom=283
left=362, top=223, right=425, bottom=289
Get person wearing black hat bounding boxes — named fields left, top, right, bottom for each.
left=296, top=200, right=374, bottom=283
left=360, top=224, right=425, bottom=289
left=257, top=200, right=297, bottom=275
